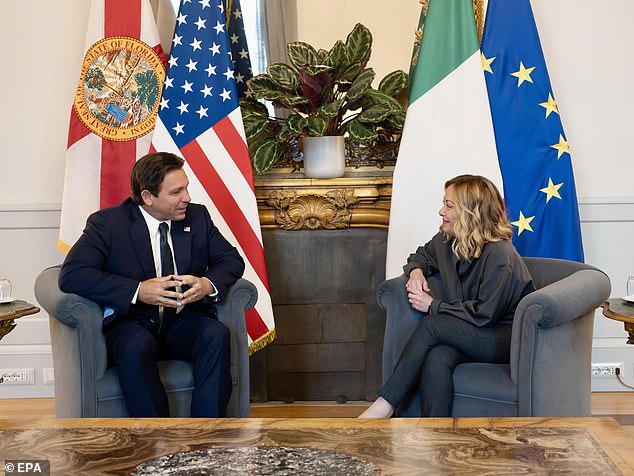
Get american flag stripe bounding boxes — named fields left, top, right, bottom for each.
left=185, top=157, right=273, bottom=343
left=212, top=114, right=255, bottom=188
left=196, top=112, right=261, bottom=238
left=182, top=138, right=270, bottom=288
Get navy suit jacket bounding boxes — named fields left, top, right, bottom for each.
left=59, top=197, right=245, bottom=328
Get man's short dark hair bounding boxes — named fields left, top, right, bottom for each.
left=130, top=152, right=185, bottom=205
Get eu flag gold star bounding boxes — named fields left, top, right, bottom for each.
left=510, top=61, right=535, bottom=87
left=512, top=211, right=535, bottom=235
left=481, top=53, right=495, bottom=74
left=551, top=134, right=570, bottom=159
left=539, top=93, right=559, bottom=118
left=539, top=178, right=563, bottom=203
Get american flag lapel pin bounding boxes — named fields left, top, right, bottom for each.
left=184, top=227, right=191, bottom=232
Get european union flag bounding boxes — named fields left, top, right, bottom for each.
left=482, top=0, right=584, bottom=262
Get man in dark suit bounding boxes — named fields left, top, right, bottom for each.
left=59, top=152, right=245, bottom=417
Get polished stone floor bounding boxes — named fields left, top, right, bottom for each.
left=1, top=417, right=633, bottom=475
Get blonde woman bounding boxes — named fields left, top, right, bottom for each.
left=361, top=175, right=535, bottom=418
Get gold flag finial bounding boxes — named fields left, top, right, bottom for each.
left=473, top=0, right=485, bottom=45
left=225, top=0, right=233, bottom=28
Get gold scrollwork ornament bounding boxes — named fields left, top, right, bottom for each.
left=266, top=190, right=359, bottom=230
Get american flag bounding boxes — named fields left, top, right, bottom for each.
left=151, top=0, right=275, bottom=352
left=224, top=0, right=253, bottom=98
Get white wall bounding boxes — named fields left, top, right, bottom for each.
left=1, top=0, right=633, bottom=399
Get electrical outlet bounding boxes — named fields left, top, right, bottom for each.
left=43, top=368, right=55, bottom=385
left=591, top=362, right=623, bottom=378
left=0, top=368, right=35, bottom=385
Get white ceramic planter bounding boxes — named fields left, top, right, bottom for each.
left=301, top=136, right=346, bottom=179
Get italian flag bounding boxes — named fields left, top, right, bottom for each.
left=386, top=0, right=502, bottom=278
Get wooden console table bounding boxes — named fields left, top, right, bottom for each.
left=252, top=167, right=394, bottom=402
left=0, top=300, right=39, bottom=341
left=254, top=166, right=393, bottom=231
left=601, top=298, right=634, bottom=344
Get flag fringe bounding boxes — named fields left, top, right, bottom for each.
left=248, top=328, right=276, bottom=355
left=57, top=240, right=71, bottom=256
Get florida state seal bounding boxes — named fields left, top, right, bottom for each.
left=73, top=36, right=165, bottom=141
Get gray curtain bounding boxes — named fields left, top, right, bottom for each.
left=262, top=0, right=298, bottom=65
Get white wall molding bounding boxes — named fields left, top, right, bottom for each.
left=0, top=344, right=52, bottom=356
left=579, top=197, right=634, bottom=223
left=0, top=204, right=61, bottom=230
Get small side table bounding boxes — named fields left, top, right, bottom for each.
left=601, top=298, right=634, bottom=345
left=0, top=300, right=40, bottom=341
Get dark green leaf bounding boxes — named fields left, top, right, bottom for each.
left=243, top=115, right=270, bottom=141
left=252, top=139, right=287, bottom=175
left=316, top=49, right=331, bottom=66
left=318, top=99, right=344, bottom=117
left=306, top=116, right=327, bottom=136
left=328, top=40, right=348, bottom=75
left=254, top=90, right=287, bottom=102
left=248, top=75, right=289, bottom=101
left=267, top=63, right=300, bottom=91
left=345, top=23, right=372, bottom=66
left=279, top=96, right=312, bottom=108
left=363, top=89, right=403, bottom=112
left=287, top=41, right=318, bottom=69
left=382, top=111, right=406, bottom=130
left=378, top=70, right=409, bottom=96
left=346, top=68, right=375, bottom=102
left=356, top=103, right=393, bottom=123
left=286, top=114, right=308, bottom=134
left=304, top=64, right=334, bottom=76
left=348, top=120, right=377, bottom=142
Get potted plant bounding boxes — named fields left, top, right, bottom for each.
left=240, top=23, right=408, bottom=177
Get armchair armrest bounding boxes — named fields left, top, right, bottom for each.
left=377, top=276, right=425, bottom=383
left=35, top=265, right=108, bottom=417
left=513, top=269, right=611, bottom=330
left=215, top=277, right=257, bottom=417
left=510, top=268, right=611, bottom=408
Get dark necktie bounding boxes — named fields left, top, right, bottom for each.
left=159, top=222, right=174, bottom=278
left=158, top=222, right=175, bottom=327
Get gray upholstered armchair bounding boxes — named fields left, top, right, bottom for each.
left=378, top=257, right=611, bottom=417
left=34, top=266, right=257, bottom=418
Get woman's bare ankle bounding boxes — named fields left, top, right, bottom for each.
left=358, top=396, right=395, bottom=418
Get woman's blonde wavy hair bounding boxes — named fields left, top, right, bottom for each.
left=443, top=174, right=512, bottom=260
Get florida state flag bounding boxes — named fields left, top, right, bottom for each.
left=58, top=0, right=165, bottom=253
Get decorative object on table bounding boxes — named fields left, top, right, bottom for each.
left=300, top=136, right=345, bottom=178
left=131, top=447, right=376, bottom=476
left=0, top=277, right=12, bottom=303
left=625, top=275, right=634, bottom=302
left=240, top=23, right=408, bottom=176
